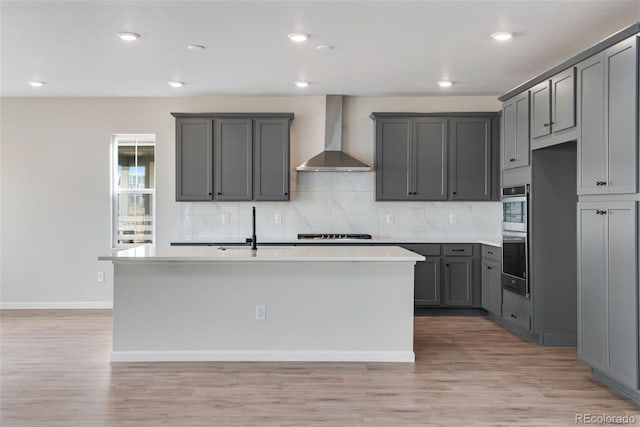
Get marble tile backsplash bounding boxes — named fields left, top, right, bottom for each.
left=178, top=172, right=501, bottom=241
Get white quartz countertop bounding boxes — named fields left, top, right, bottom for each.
left=171, top=237, right=502, bottom=247
left=99, top=245, right=426, bottom=263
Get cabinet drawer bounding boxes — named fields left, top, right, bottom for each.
left=401, top=244, right=441, bottom=256
left=443, top=244, right=472, bottom=256
left=502, top=305, right=531, bottom=331
left=482, top=245, right=500, bottom=262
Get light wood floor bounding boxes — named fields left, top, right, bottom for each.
left=1, top=311, right=638, bottom=426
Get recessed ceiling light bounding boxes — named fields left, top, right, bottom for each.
left=437, top=80, right=453, bottom=88
left=168, top=81, right=186, bottom=88
left=287, top=32, right=309, bottom=43
left=491, top=31, right=513, bottom=41
left=294, top=80, right=309, bottom=88
left=28, top=80, right=45, bottom=87
left=316, top=45, right=333, bottom=51
left=117, top=32, right=140, bottom=42
left=188, top=45, right=206, bottom=51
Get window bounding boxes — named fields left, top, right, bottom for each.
left=111, top=134, right=155, bottom=247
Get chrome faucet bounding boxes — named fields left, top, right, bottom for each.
left=246, top=206, right=257, bottom=250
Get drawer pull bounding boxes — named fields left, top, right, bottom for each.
left=510, top=314, right=518, bottom=319
left=452, top=249, right=465, bottom=252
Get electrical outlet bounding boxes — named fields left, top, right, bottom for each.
left=449, top=213, right=457, bottom=224
left=386, top=213, right=394, bottom=224
left=255, top=305, right=266, bottom=320
left=97, top=272, right=105, bottom=283
left=222, top=213, right=230, bottom=224
left=274, top=213, right=282, bottom=224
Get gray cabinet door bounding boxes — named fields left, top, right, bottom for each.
left=604, top=36, right=638, bottom=195
left=578, top=203, right=607, bottom=370
left=254, top=118, right=290, bottom=201
left=415, top=257, right=442, bottom=306
left=605, top=202, right=638, bottom=389
left=443, top=258, right=473, bottom=306
left=449, top=117, right=491, bottom=200
left=376, top=118, right=412, bottom=200
left=414, top=118, right=447, bottom=200
left=214, top=118, right=252, bottom=201
left=176, top=118, right=213, bottom=201
left=502, top=92, right=530, bottom=170
left=481, top=260, right=501, bottom=315
left=531, top=81, right=551, bottom=139
left=577, top=53, right=606, bottom=195
left=551, top=67, right=576, bottom=132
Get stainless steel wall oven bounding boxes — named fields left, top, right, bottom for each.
left=501, top=185, right=529, bottom=296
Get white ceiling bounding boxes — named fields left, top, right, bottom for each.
left=2, top=0, right=639, bottom=97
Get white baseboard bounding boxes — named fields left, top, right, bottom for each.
left=111, top=350, right=415, bottom=363
left=0, top=301, right=113, bottom=309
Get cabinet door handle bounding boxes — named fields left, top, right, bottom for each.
left=217, top=192, right=222, bottom=195
left=284, top=192, right=288, bottom=196
left=550, top=121, right=555, bottom=125
left=452, top=249, right=465, bottom=252
left=452, top=191, right=457, bottom=195
left=487, top=251, right=494, bottom=255
left=596, top=210, right=608, bottom=215
left=445, top=263, right=450, bottom=267
left=510, top=313, right=518, bottom=319
left=487, top=266, right=493, bottom=270
left=543, top=123, right=550, bottom=127
left=509, top=158, right=516, bottom=162
left=208, top=192, right=212, bottom=196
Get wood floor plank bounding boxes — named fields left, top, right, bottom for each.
left=1, top=310, right=638, bottom=426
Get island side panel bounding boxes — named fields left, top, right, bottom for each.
left=112, top=261, right=415, bottom=362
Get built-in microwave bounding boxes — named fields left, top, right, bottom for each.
left=502, top=185, right=528, bottom=233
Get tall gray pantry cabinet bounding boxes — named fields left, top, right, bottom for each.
left=173, top=113, right=293, bottom=202
left=575, top=33, right=639, bottom=404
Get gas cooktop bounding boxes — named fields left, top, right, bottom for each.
left=297, top=233, right=373, bottom=240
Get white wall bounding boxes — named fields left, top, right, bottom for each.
left=0, top=95, right=500, bottom=307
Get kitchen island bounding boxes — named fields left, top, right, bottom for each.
left=99, top=245, right=424, bottom=363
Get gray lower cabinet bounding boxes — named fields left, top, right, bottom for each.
left=443, top=258, right=473, bottom=306
left=373, top=113, right=498, bottom=201
left=530, top=68, right=576, bottom=141
left=578, top=201, right=638, bottom=391
left=173, top=113, right=293, bottom=202
left=448, top=118, right=492, bottom=200
left=481, top=251, right=501, bottom=317
left=577, top=35, right=638, bottom=195
left=502, top=91, right=530, bottom=170
left=404, top=243, right=481, bottom=308
left=176, top=118, right=213, bottom=201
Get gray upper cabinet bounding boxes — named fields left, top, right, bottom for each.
left=373, top=113, right=498, bottom=201
left=254, top=118, right=290, bottom=201
left=502, top=92, right=530, bottom=170
left=531, top=81, right=551, bottom=139
left=551, top=68, right=576, bottom=132
left=376, top=118, right=412, bottom=200
left=172, top=113, right=293, bottom=202
left=176, top=118, right=213, bottom=201
left=578, top=36, right=638, bottom=195
left=449, top=117, right=491, bottom=200
left=215, top=118, right=252, bottom=201
left=531, top=68, right=576, bottom=140
left=578, top=201, right=638, bottom=390
left=414, top=118, right=448, bottom=200
left=375, top=117, right=447, bottom=200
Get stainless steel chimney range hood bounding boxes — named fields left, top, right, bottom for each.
left=296, top=95, right=371, bottom=172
